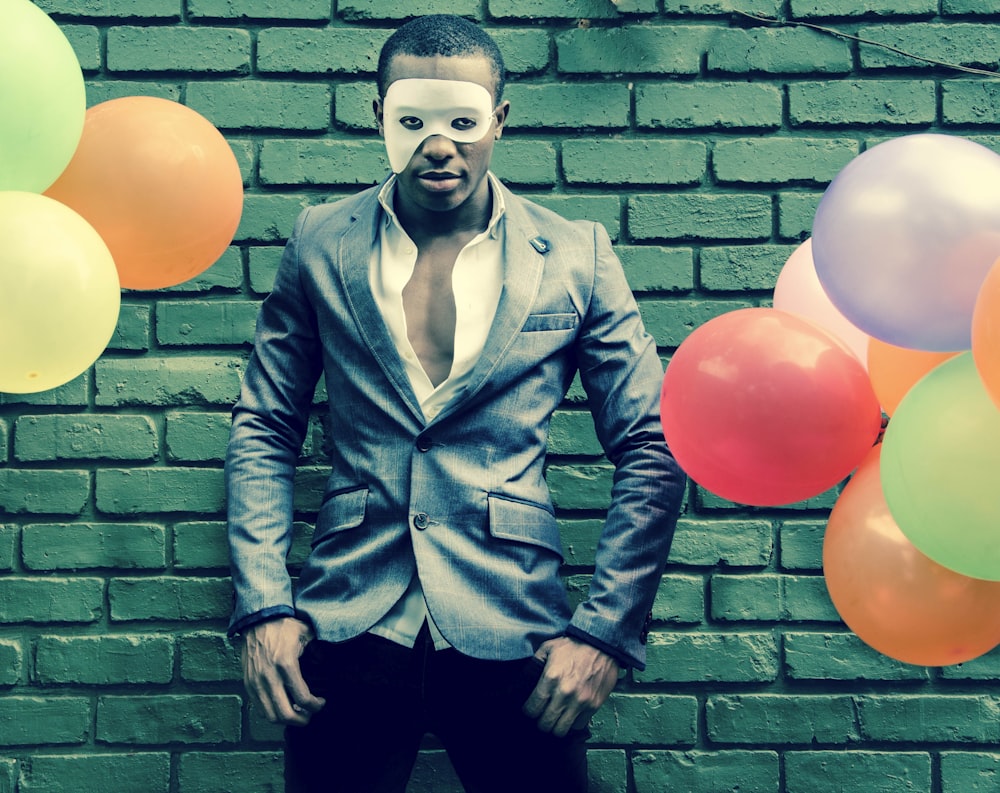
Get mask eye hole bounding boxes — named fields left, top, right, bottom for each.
left=451, top=117, right=477, bottom=132
left=399, top=116, right=424, bottom=130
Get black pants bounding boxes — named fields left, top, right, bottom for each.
left=284, top=628, right=589, bottom=793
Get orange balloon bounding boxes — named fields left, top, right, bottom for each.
left=46, top=96, right=243, bottom=290
left=823, top=447, right=1000, bottom=667
left=866, top=338, right=958, bottom=415
left=972, top=258, right=1000, bottom=410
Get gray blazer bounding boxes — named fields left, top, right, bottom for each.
left=226, top=179, right=686, bottom=669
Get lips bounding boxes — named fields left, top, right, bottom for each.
left=417, top=170, right=462, bottom=191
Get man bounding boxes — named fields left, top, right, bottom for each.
left=226, top=14, right=686, bottom=793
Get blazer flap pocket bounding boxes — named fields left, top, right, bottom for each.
left=521, top=312, right=578, bottom=332
left=314, top=487, right=368, bottom=545
left=488, top=494, right=563, bottom=559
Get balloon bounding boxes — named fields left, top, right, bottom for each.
left=0, top=0, right=86, bottom=192
left=881, top=353, right=1000, bottom=581
left=812, top=134, right=1000, bottom=351
left=773, top=238, right=870, bottom=365
left=972, top=257, right=1000, bottom=410
left=0, top=192, right=120, bottom=394
left=45, top=97, right=244, bottom=290
left=824, top=447, right=1000, bottom=667
left=866, top=338, right=958, bottom=416
left=660, top=307, right=883, bottom=506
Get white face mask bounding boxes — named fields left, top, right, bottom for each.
left=381, top=78, right=495, bottom=173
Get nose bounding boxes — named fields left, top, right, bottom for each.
left=418, top=134, right=457, bottom=161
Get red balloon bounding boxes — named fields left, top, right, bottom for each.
left=660, top=307, right=882, bottom=506
left=824, top=447, right=1000, bottom=666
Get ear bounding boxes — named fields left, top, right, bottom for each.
left=373, top=98, right=385, bottom=136
left=493, top=100, right=510, bottom=141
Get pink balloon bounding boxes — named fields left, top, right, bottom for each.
left=660, top=308, right=883, bottom=506
left=774, top=238, right=870, bottom=366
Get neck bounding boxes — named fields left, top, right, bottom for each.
left=394, top=175, right=493, bottom=243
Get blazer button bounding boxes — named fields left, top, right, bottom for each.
left=413, top=512, right=430, bottom=530
left=416, top=435, right=433, bottom=452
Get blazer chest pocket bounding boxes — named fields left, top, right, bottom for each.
left=312, top=486, right=368, bottom=548
left=521, top=312, right=578, bottom=333
left=488, top=494, right=564, bottom=561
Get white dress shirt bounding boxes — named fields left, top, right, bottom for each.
left=367, top=173, right=506, bottom=649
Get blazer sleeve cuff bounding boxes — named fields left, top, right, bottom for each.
left=227, top=605, right=297, bottom=639
left=564, top=625, right=637, bottom=670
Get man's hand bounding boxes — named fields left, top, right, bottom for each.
left=522, top=636, right=621, bottom=737
left=240, top=617, right=326, bottom=726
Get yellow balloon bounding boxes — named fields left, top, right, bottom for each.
left=0, top=192, right=120, bottom=393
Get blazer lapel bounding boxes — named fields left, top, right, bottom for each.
left=336, top=188, right=425, bottom=424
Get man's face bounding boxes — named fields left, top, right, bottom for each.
left=375, top=53, right=509, bottom=215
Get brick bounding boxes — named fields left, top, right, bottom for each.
left=61, top=25, right=101, bottom=72
left=97, top=695, right=241, bottom=744
left=546, top=464, right=613, bottom=510
left=96, top=468, right=225, bottom=514
left=788, top=81, right=935, bottom=126
left=707, top=28, right=852, bottom=74
left=0, top=639, right=23, bottom=686
left=588, top=750, right=627, bottom=793
left=155, top=300, right=260, bottom=346
left=0, top=697, right=91, bottom=746
left=707, top=695, right=860, bottom=744
left=258, top=140, right=386, bottom=187
left=637, top=83, right=782, bottom=130
left=529, top=196, right=621, bottom=240
left=791, top=0, right=936, bottom=15
left=558, top=519, right=604, bottom=566
left=0, top=578, right=103, bottom=624
left=651, top=574, right=705, bottom=625
left=638, top=632, right=779, bottom=683
left=940, top=645, right=1000, bottom=680
left=590, top=694, right=698, bottom=745
left=564, top=140, right=706, bottom=186
left=632, top=751, right=779, bottom=793
left=18, top=754, right=171, bottom=793
left=174, top=521, right=230, bottom=570
left=857, top=696, right=1000, bottom=743
left=491, top=141, right=557, bottom=187
left=160, top=247, right=245, bottom=293
left=668, top=518, right=773, bottom=568
left=504, top=84, right=630, bottom=130
left=22, top=523, right=166, bottom=570
left=547, top=410, right=603, bottom=457
left=943, top=81, right=1000, bottom=126
left=188, top=0, right=330, bottom=20
left=95, top=357, right=244, bottom=407
left=35, top=0, right=180, bottom=17
left=0, top=759, right=15, bottom=793
left=35, top=635, right=174, bottom=685
left=177, top=752, right=283, bottom=792
left=108, top=577, right=232, bottom=621
left=0, top=420, right=7, bottom=462
left=943, top=0, right=1000, bottom=11
left=178, top=632, right=241, bottom=682
left=340, top=0, right=481, bottom=18
left=858, top=23, right=1000, bottom=70
left=616, top=246, right=694, bottom=293
left=334, top=82, right=379, bottom=129
left=556, top=27, right=714, bottom=75
left=107, top=27, right=250, bottom=73
left=714, top=138, right=858, bottom=184
left=784, top=633, right=930, bottom=681
left=0, top=377, right=88, bottom=408
left=0, top=525, right=14, bottom=571
left=778, top=192, right=823, bottom=242
left=490, top=29, right=551, bottom=74
left=663, top=0, right=781, bottom=11
left=14, top=415, right=157, bottom=462
left=785, top=751, right=930, bottom=793
left=628, top=194, right=773, bottom=242
left=257, top=28, right=389, bottom=74
left=164, top=412, right=231, bottom=463
left=0, top=470, right=89, bottom=516
left=489, top=0, right=654, bottom=18
left=940, top=752, right=1000, bottom=792
left=700, top=246, right=795, bottom=292
left=711, top=574, right=839, bottom=622
left=779, top=520, right=827, bottom=570
left=248, top=246, right=284, bottom=293
left=186, top=82, right=331, bottom=132
left=641, top=299, right=754, bottom=349
left=235, top=194, right=316, bottom=243
left=85, top=80, right=182, bottom=105
left=109, top=303, right=152, bottom=352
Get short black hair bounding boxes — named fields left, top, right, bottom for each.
left=377, top=14, right=506, bottom=103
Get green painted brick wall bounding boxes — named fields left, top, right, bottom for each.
left=4, top=2, right=1000, bottom=792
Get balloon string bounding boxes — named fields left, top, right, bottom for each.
left=732, top=11, right=1000, bottom=78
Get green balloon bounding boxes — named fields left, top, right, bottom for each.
left=881, top=352, right=1000, bottom=581
left=0, top=0, right=86, bottom=193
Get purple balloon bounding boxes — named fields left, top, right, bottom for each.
left=812, top=134, right=1000, bottom=352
